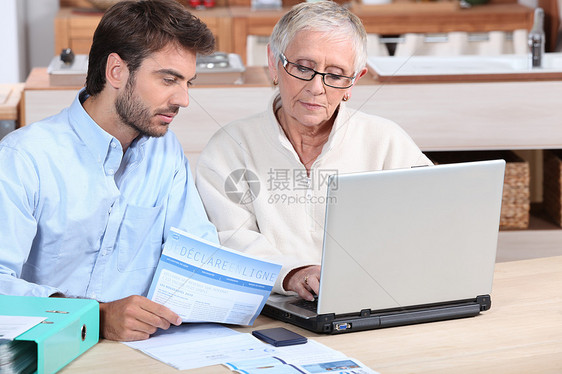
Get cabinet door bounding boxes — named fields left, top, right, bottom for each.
left=55, top=7, right=234, bottom=55
left=54, top=9, right=100, bottom=55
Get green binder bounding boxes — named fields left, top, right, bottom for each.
left=0, top=295, right=99, bottom=374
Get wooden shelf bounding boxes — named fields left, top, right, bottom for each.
left=55, top=2, right=541, bottom=65
left=54, top=7, right=233, bottom=55
left=55, top=0, right=559, bottom=57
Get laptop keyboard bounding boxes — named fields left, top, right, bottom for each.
left=291, top=297, right=318, bottom=312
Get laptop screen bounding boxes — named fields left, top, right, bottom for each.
left=317, top=160, right=505, bottom=315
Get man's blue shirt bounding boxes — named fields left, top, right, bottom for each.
left=0, top=90, right=218, bottom=301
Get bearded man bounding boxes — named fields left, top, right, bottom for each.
left=0, top=0, right=217, bottom=341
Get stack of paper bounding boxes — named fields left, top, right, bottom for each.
left=0, top=315, right=45, bottom=374
left=0, top=340, right=37, bottom=374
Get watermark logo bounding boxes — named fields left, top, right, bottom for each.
left=225, top=168, right=339, bottom=206
left=225, top=169, right=261, bottom=204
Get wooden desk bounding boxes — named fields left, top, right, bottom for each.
left=59, top=256, right=562, bottom=373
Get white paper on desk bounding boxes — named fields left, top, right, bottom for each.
left=227, top=358, right=378, bottom=374
left=123, top=323, right=240, bottom=351
left=298, top=358, right=379, bottom=374
left=142, top=332, right=277, bottom=370
left=225, top=340, right=380, bottom=374
left=224, top=340, right=345, bottom=371
left=266, top=340, right=346, bottom=364
left=147, top=227, right=282, bottom=325
left=0, top=316, right=46, bottom=340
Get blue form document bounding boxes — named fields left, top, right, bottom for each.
left=148, top=227, right=281, bottom=325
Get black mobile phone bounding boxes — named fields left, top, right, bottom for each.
left=252, top=327, right=307, bottom=347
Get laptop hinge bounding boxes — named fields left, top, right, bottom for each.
left=476, top=295, right=492, bottom=311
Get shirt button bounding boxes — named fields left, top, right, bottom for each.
left=107, top=169, right=115, bottom=175
left=111, top=141, right=117, bottom=148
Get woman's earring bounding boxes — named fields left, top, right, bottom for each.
left=343, top=93, right=350, bottom=102
left=273, top=77, right=278, bottom=86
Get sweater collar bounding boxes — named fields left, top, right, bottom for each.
left=266, top=91, right=350, bottom=165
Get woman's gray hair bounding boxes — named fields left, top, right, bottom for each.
left=269, top=1, right=367, bottom=73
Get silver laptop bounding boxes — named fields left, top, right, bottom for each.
left=262, top=160, right=506, bottom=333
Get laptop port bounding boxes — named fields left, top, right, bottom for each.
left=334, top=322, right=350, bottom=331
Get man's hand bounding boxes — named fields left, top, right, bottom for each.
left=99, top=295, right=182, bottom=341
left=283, top=265, right=321, bottom=301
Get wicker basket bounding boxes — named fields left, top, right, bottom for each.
left=543, top=150, right=562, bottom=227
left=426, top=150, right=530, bottom=229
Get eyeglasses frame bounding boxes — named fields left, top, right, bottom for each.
left=279, top=53, right=357, bottom=89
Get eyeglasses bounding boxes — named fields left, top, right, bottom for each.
left=279, top=53, right=356, bottom=89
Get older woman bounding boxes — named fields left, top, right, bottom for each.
left=196, top=1, right=431, bottom=301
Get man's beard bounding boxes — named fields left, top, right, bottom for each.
left=115, top=74, right=179, bottom=138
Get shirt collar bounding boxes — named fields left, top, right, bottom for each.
left=68, top=89, right=121, bottom=165
left=69, top=89, right=150, bottom=161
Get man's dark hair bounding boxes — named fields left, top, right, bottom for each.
left=85, top=0, right=215, bottom=96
